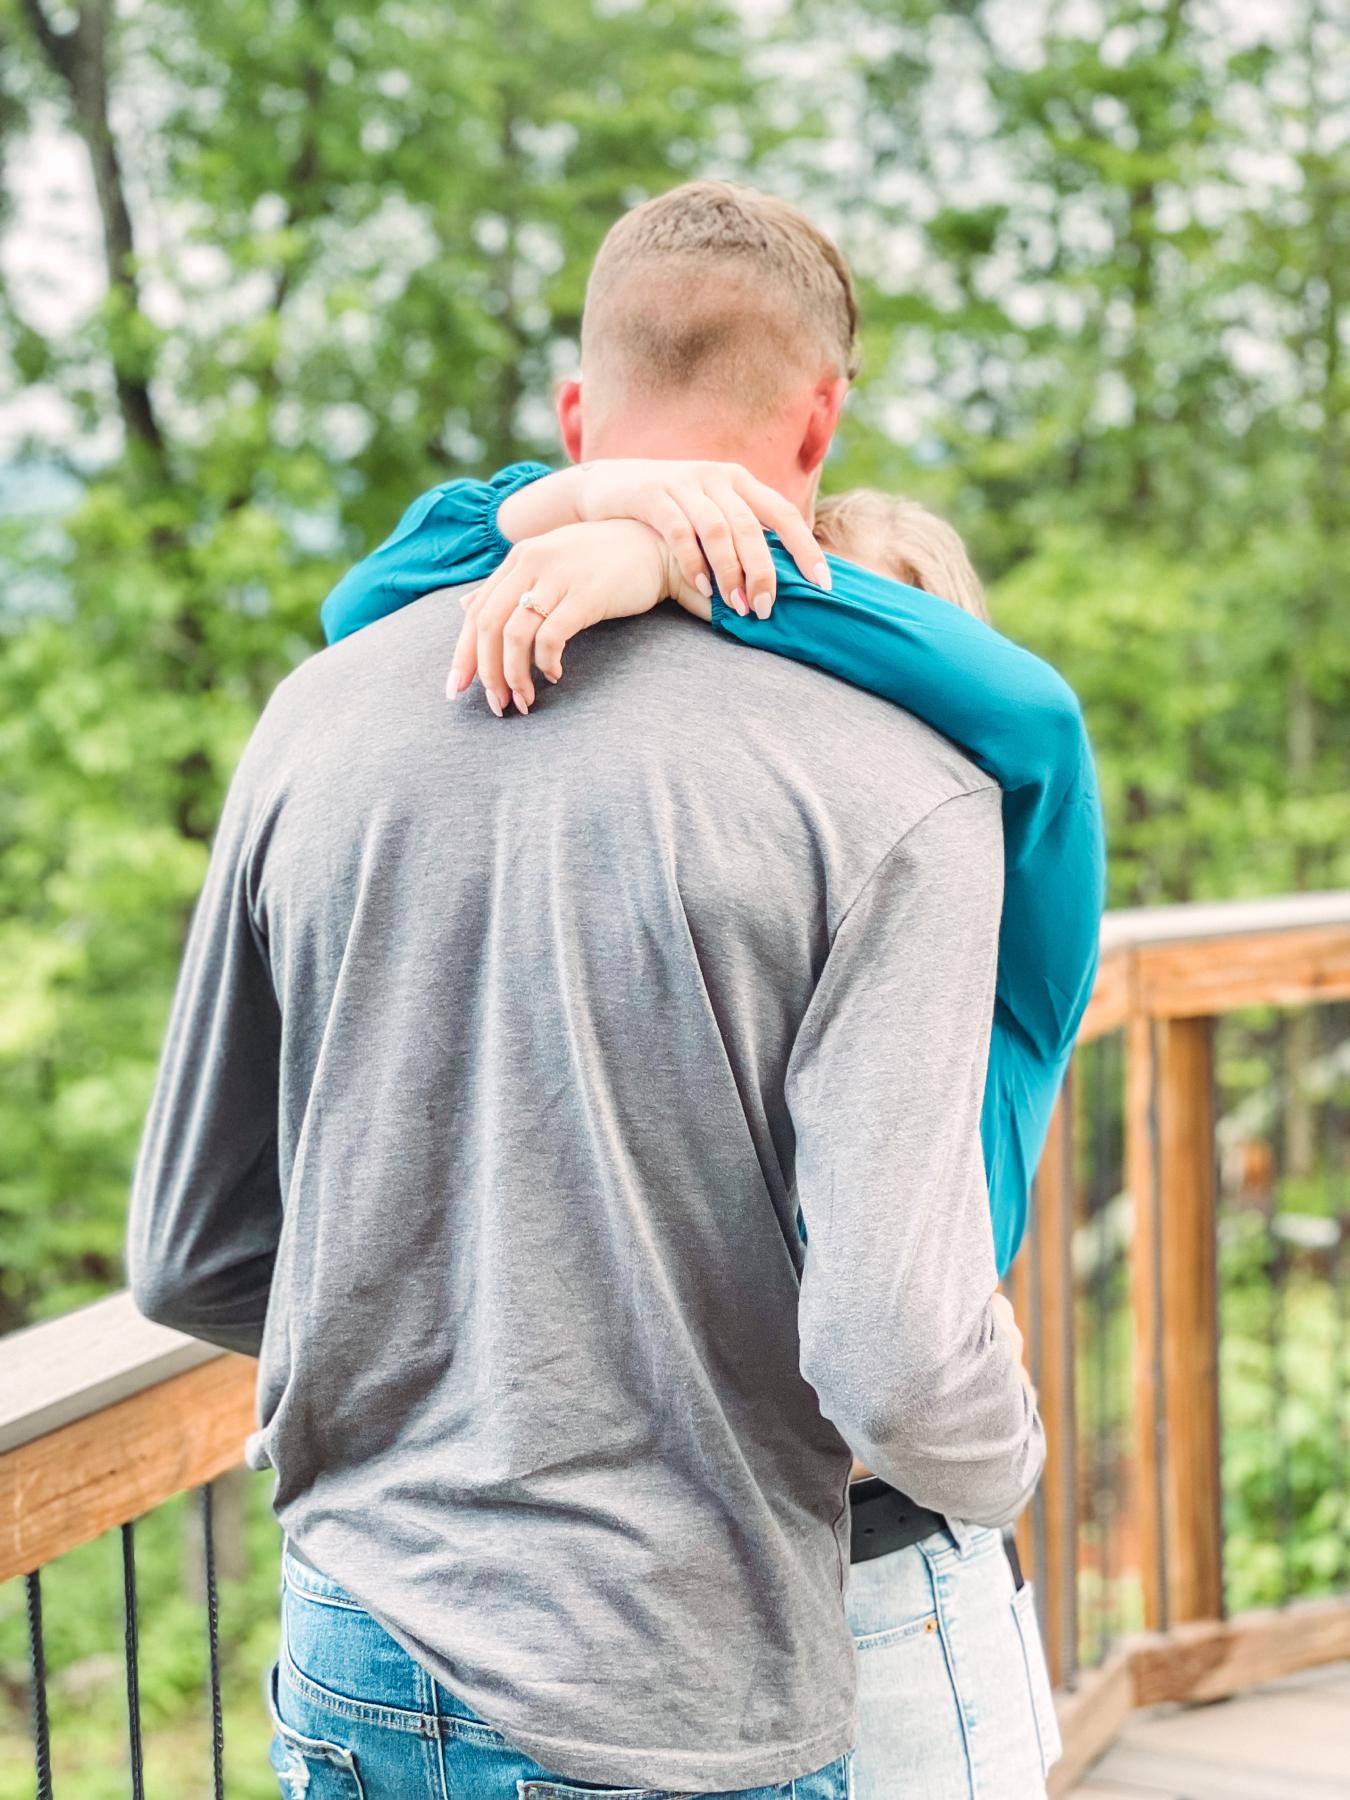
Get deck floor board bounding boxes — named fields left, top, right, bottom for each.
left=1068, top=1662, right=1350, bottom=1799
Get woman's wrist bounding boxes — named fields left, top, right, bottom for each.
left=496, top=465, right=586, bottom=543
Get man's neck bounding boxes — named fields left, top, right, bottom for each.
left=581, top=424, right=813, bottom=518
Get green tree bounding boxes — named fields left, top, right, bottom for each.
left=787, top=0, right=1349, bottom=904
left=0, top=0, right=781, bottom=1328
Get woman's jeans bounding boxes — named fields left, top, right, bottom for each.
left=267, top=1524, right=1058, bottom=1800
left=267, top=1546, right=852, bottom=1799
left=846, top=1521, right=1061, bottom=1800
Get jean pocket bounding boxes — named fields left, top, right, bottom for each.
left=852, top=1609, right=941, bottom=1653
left=268, top=1662, right=366, bottom=1799
left=283, top=1549, right=365, bottom=1611
left=282, top=1574, right=433, bottom=1721
left=1010, top=1584, right=1062, bottom=1775
left=792, top=1751, right=853, bottom=1800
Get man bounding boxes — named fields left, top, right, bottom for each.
left=128, top=183, right=1049, bottom=1798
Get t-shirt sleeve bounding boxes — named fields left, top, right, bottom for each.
left=789, top=786, right=1045, bottom=1527
left=125, top=731, right=285, bottom=1356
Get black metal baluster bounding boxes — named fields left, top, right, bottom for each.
left=121, top=1523, right=146, bottom=1800
left=201, top=1484, right=226, bottom=1800
left=26, top=1569, right=54, bottom=1800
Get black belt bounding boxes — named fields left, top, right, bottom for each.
left=849, top=1477, right=947, bottom=1564
left=848, top=1478, right=1027, bottom=1590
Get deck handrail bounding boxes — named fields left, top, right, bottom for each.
left=0, top=1292, right=220, bottom=1457
left=1096, top=887, right=1350, bottom=952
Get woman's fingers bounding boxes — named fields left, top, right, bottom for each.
left=501, top=585, right=562, bottom=709
left=531, top=594, right=598, bottom=687
left=478, top=574, right=560, bottom=715
left=712, top=485, right=777, bottom=617
left=732, top=469, right=832, bottom=590
left=448, top=560, right=517, bottom=713
left=641, top=492, right=713, bottom=599
left=446, top=582, right=497, bottom=697
left=446, top=519, right=678, bottom=714
left=681, top=488, right=749, bottom=615
left=458, top=561, right=570, bottom=715
left=447, top=613, right=478, bottom=698
left=449, top=585, right=593, bottom=713
left=447, top=556, right=518, bottom=697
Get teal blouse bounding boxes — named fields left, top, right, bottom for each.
left=321, top=462, right=1106, bottom=1275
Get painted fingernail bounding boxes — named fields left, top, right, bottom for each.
left=512, top=690, right=530, bottom=716
left=813, top=561, right=833, bottom=591
left=485, top=691, right=504, bottom=718
left=694, top=573, right=713, bottom=599
left=751, top=593, right=773, bottom=620
left=729, top=587, right=748, bottom=616
left=447, top=666, right=471, bottom=697
left=543, top=669, right=562, bottom=685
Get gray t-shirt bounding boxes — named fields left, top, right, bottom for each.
left=128, top=595, right=1043, bottom=1791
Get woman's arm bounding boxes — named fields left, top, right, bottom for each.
left=321, top=459, right=825, bottom=645
left=321, top=462, right=553, bottom=644
left=718, top=548, right=1105, bottom=1273
left=716, top=551, right=1105, bottom=1062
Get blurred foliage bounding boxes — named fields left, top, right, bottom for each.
left=0, top=0, right=1347, bottom=1785
left=1, top=0, right=1346, bottom=1328
left=0, top=0, right=778, bottom=1332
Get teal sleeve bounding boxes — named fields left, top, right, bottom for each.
left=319, top=461, right=554, bottom=645
left=714, top=548, right=1106, bottom=1275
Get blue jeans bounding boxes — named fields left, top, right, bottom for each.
left=846, top=1522, right=1060, bottom=1800
left=267, top=1547, right=853, bottom=1799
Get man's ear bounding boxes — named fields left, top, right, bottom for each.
left=556, top=378, right=584, bottom=462
left=798, top=376, right=848, bottom=479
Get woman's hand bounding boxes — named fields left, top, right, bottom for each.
left=497, top=458, right=830, bottom=618
left=577, top=460, right=830, bottom=617
left=448, top=518, right=679, bottom=716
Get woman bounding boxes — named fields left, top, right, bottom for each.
left=313, top=456, right=1101, bottom=1796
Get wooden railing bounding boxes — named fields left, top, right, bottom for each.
left=1009, top=891, right=1350, bottom=1792
left=3, top=890, right=1349, bottom=1795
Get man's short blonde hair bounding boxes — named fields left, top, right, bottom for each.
left=581, top=181, right=860, bottom=417
left=814, top=490, right=989, bottom=622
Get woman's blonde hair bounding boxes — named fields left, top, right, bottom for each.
left=814, top=489, right=989, bottom=622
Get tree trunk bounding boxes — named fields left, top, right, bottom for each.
left=20, top=0, right=167, bottom=466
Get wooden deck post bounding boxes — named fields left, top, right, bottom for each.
left=1127, top=1013, right=1224, bottom=1629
